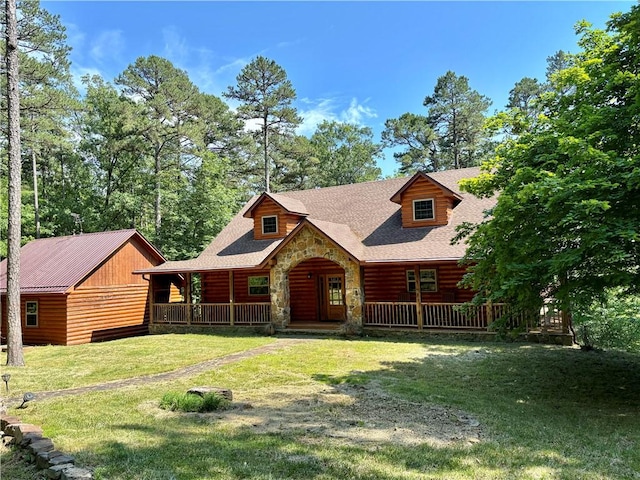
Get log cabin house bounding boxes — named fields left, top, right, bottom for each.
left=0, top=229, right=171, bottom=345
left=139, top=167, right=567, bottom=335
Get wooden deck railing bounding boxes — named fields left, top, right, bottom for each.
left=234, top=303, right=271, bottom=325
left=363, top=302, right=557, bottom=332
left=153, top=304, right=190, bottom=325
left=363, top=302, right=494, bottom=329
left=363, top=302, right=417, bottom=327
left=153, top=303, right=270, bottom=326
left=192, top=304, right=230, bottom=325
left=154, top=301, right=561, bottom=332
left=422, top=303, right=488, bottom=329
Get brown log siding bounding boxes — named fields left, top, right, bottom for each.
left=201, top=271, right=230, bottom=303
left=289, top=258, right=344, bottom=322
left=1, top=294, right=68, bottom=345
left=400, top=176, right=454, bottom=228
left=234, top=269, right=270, bottom=303
left=79, top=238, right=159, bottom=288
left=363, top=262, right=473, bottom=303
left=201, top=269, right=271, bottom=304
left=66, top=284, right=150, bottom=345
left=252, top=198, right=301, bottom=240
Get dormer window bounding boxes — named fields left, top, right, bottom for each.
left=262, top=215, right=278, bottom=235
left=413, top=199, right=435, bottom=221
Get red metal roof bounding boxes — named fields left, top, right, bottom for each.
left=0, top=229, right=165, bottom=294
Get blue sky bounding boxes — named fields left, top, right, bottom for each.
left=43, top=1, right=633, bottom=176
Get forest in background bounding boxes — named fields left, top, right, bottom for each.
left=2, top=1, right=639, bottom=353
left=0, top=0, right=547, bottom=261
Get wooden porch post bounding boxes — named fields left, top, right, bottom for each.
left=414, top=266, right=423, bottom=330
left=486, top=299, right=493, bottom=331
left=185, top=273, right=192, bottom=326
left=148, top=275, right=155, bottom=325
left=229, top=271, right=235, bottom=326
left=561, top=309, right=570, bottom=334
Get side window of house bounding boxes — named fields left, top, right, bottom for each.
left=262, top=215, right=278, bottom=235
left=406, top=269, right=438, bottom=292
left=413, top=199, right=435, bottom=221
left=25, top=301, right=38, bottom=327
left=248, top=276, right=269, bottom=296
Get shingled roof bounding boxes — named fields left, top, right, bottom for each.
left=141, top=167, right=493, bottom=274
left=0, top=229, right=165, bottom=294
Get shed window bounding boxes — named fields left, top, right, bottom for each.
left=25, top=301, right=38, bottom=327
left=407, top=269, right=438, bottom=293
left=413, top=199, right=435, bottom=221
left=262, top=215, right=278, bottom=234
left=248, top=276, right=269, bottom=296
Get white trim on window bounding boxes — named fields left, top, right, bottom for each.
left=25, top=300, right=39, bottom=327
left=413, top=198, right=435, bottom=221
left=261, top=215, right=278, bottom=235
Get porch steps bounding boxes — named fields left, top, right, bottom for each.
left=278, top=321, right=343, bottom=335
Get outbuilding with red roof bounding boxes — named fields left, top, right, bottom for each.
left=0, top=229, right=171, bottom=345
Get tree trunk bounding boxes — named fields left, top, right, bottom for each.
left=155, top=150, right=162, bottom=239
left=5, top=0, right=25, bottom=366
left=31, top=123, right=40, bottom=238
left=263, top=115, right=270, bottom=193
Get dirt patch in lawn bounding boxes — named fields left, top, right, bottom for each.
left=150, top=381, right=485, bottom=447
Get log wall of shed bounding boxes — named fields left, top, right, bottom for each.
left=66, top=284, right=150, bottom=345
left=0, top=294, right=68, bottom=345
left=79, top=238, right=159, bottom=288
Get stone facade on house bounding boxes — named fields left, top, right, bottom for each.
left=270, top=225, right=363, bottom=327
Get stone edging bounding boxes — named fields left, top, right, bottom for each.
left=1, top=413, right=93, bottom=479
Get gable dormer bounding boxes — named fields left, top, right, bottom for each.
left=390, top=172, right=463, bottom=228
left=243, top=192, right=308, bottom=240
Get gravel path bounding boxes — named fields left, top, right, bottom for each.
left=11, top=337, right=315, bottom=403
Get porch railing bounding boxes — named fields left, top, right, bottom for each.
left=234, top=303, right=271, bottom=325
left=422, top=303, right=489, bottom=329
left=192, top=304, right=230, bottom=325
left=153, top=301, right=562, bottom=332
left=363, top=302, right=417, bottom=327
left=153, top=303, right=271, bottom=326
left=363, top=302, right=558, bottom=332
left=153, top=303, right=190, bottom=325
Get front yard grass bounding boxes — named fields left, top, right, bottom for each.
left=2, top=335, right=639, bottom=479
left=0, top=332, right=275, bottom=392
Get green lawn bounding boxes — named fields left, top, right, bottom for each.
left=2, top=335, right=639, bottom=479
left=0, top=332, right=275, bottom=392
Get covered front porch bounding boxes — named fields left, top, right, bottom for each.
left=149, top=270, right=567, bottom=334
left=151, top=299, right=567, bottom=333
left=146, top=222, right=569, bottom=335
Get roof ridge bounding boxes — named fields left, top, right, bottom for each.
left=26, top=228, right=138, bottom=242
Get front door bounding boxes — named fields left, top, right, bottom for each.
left=318, top=274, right=346, bottom=321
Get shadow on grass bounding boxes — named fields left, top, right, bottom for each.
left=311, top=342, right=640, bottom=479
left=15, top=339, right=640, bottom=479
left=80, top=421, right=580, bottom=480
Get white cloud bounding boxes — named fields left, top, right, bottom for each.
left=70, top=65, right=106, bottom=95
left=162, top=26, right=190, bottom=64
left=340, top=98, right=377, bottom=125
left=64, top=23, right=87, bottom=61
left=190, top=55, right=251, bottom=96
left=297, top=97, right=378, bottom=136
left=89, top=30, right=125, bottom=64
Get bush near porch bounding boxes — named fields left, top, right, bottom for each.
left=2, top=334, right=639, bottom=479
